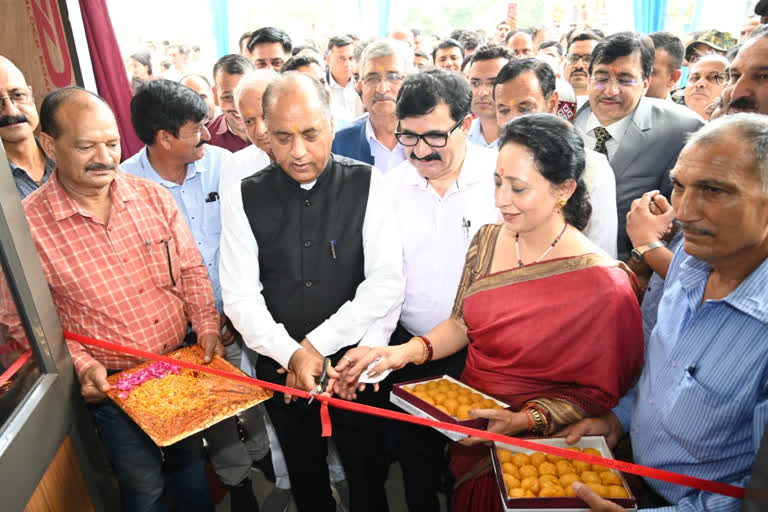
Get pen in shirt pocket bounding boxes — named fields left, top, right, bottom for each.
left=329, top=240, right=337, bottom=260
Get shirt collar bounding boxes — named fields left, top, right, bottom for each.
left=584, top=110, right=633, bottom=142
left=45, top=170, right=137, bottom=222
left=8, top=138, right=56, bottom=177
left=468, top=118, right=498, bottom=148
left=138, top=146, right=209, bottom=187
left=403, top=144, right=486, bottom=190
left=328, top=71, right=355, bottom=91
left=365, top=115, right=403, bottom=152
left=678, top=251, right=768, bottom=323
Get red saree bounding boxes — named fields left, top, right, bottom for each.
left=449, top=227, right=643, bottom=512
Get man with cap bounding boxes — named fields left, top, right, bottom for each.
left=685, top=30, right=737, bottom=65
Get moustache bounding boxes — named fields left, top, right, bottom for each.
left=85, top=162, right=117, bottom=172
left=728, top=96, right=757, bottom=111
left=679, top=222, right=715, bottom=237
left=570, top=69, right=587, bottom=77
left=372, top=94, right=396, bottom=103
left=195, top=139, right=206, bottom=147
left=410, top=151, right=441, bottom=162
left=0, top=114, right=28, bottom=128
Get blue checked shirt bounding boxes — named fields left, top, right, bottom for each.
left=121, top=144, right=230, bottom=311
left=613, top=246, right=768, bottom=511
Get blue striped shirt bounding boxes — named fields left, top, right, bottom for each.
left=613, top=246, right=768, bottom=511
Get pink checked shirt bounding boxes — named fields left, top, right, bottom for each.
left=21, top=171, right=219, bottom=378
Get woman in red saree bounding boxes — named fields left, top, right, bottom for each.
left=359, top=114, right=644, bottom=511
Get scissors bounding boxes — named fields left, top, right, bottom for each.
left=308, top=357, right=332, bottom=404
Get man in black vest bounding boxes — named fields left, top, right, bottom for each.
left=219, top=72, right=403, bottom=512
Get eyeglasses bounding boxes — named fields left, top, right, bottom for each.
left=469, top=77, right=497, bottom=90
left=362, top=72, right=404, bottom=86
left=395, top=117, right=464, bottom=148
left=590, top=76, right=640, bottom=88
left=713, top=72, right=732, bottom=86
left=689, top=72, right=728, bottom=86
left=566, top=53, right=591, bottom=64
left=0, top=90, right=33, bottom=109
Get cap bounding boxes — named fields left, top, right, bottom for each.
left=685, top=30, right=737, bottom=60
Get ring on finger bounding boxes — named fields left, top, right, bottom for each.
left=342, top=356, right=353, bottom=363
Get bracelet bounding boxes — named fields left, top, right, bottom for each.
left=412, top=337, right=428, bottom=365
left=420, top=336, right=434, bottom=362
left=524, top=409, right=534, bottom=431
left=523, top=404, right=549, bottom=436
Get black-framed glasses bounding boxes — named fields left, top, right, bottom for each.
left=362, top=72, right=404, bottom=86
left=395, top=117, right=464, bottom=148
left=566, top=53, right=591, bottom=64
left=713, top=72, right=731, bottom=86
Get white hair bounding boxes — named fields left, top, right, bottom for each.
left=359, top=38, right=414, bottom=78
left=233, top=69, right=279, bottom=108
left=686, top=113, right=768, bottom=192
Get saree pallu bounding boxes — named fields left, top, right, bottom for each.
left=450, top=253, right=644, bottom=512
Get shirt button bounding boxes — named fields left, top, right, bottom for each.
left=305, top=281, right=313, bottom=288
left=304, top=321, right=311, bottom=327
left=304, top=240, right=312, bottom=248
left=671, top=361, right=677, bottom=367
left=304, top=199, right=311, bottom=207
left=648, top=398, right=654, bottom=405
left=138, top=288, right=144, bottom=293
left=154, top=319, right=159, bottom=324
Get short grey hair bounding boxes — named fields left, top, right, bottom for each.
left=686, top=113, right=768, bottom=192
left=234, top=69, right=279, bottom=108
left=359, top=38, right=414, bottom=78
left=262, top=72, right=331, bottom=124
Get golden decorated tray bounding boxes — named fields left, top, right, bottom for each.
left=106, top=345, right=272, bottom=446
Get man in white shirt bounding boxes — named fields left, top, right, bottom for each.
left=466, top=43, right=512, bottom=148
left=573, top=32, right=702, bottom=260
left=219, top=69, right=276, bottom=200
left=495, top=58, right=618, bottom=257
left=331, top=39, right=412, bottom=172
left=326, top=35, right=364, bottom=125
left=381, top=68, right=499, bottom=512
left=220, top=73, right=403, bottom=512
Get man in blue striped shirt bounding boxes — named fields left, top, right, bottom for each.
left=562, top=114, right=768, bottom=511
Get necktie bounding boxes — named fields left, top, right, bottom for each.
left=593, top=126, right=612, bottom=158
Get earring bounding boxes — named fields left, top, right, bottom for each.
left=555, top=198, right=568, bottom=213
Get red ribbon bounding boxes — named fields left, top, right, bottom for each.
left=64, top=331, right=746, bottom=500
left=0, top=349, right=32, bottom=388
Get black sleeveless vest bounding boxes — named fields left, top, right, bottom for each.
left=241, top=154, right=371, bottom=342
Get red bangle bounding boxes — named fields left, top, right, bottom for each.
left=420, top=336, right=434, bottom=362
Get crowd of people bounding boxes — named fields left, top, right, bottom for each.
left=2, top=3, right=768, bottom=512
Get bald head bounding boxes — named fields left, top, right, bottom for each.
left=40, top=86, right=113, bottom=138
left=262, top=72, right=334, bottom=183
left=262, top=72, right=330, bottom=124
left=0, top=56, right=38, bottom=143
left=234, top=69, right=279, bottom=151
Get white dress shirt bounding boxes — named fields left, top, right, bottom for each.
left=220, top=164, right=404, bottom=369
left=219, top=145, right=271, bottom=200
left=582, top=149, right=618, bottom=258
left=575, top=111, right=633, bottom=161
left=385, top=144, right=500, bottom=336
left=328, top=72, right=364, bottom=125
left=365, top=116, right=406, bottom=172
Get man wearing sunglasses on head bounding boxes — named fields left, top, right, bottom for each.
left=375, top=68, right=500, bottom=511
left=573, top=32, right=703, bottom=261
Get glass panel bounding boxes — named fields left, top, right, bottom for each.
left=0, top=259, right=41, bottom=425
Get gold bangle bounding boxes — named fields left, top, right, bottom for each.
left=412, top=337, right=428, bottom=365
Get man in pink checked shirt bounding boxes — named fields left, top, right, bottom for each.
left=19, top=86, right=223, bottom=512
